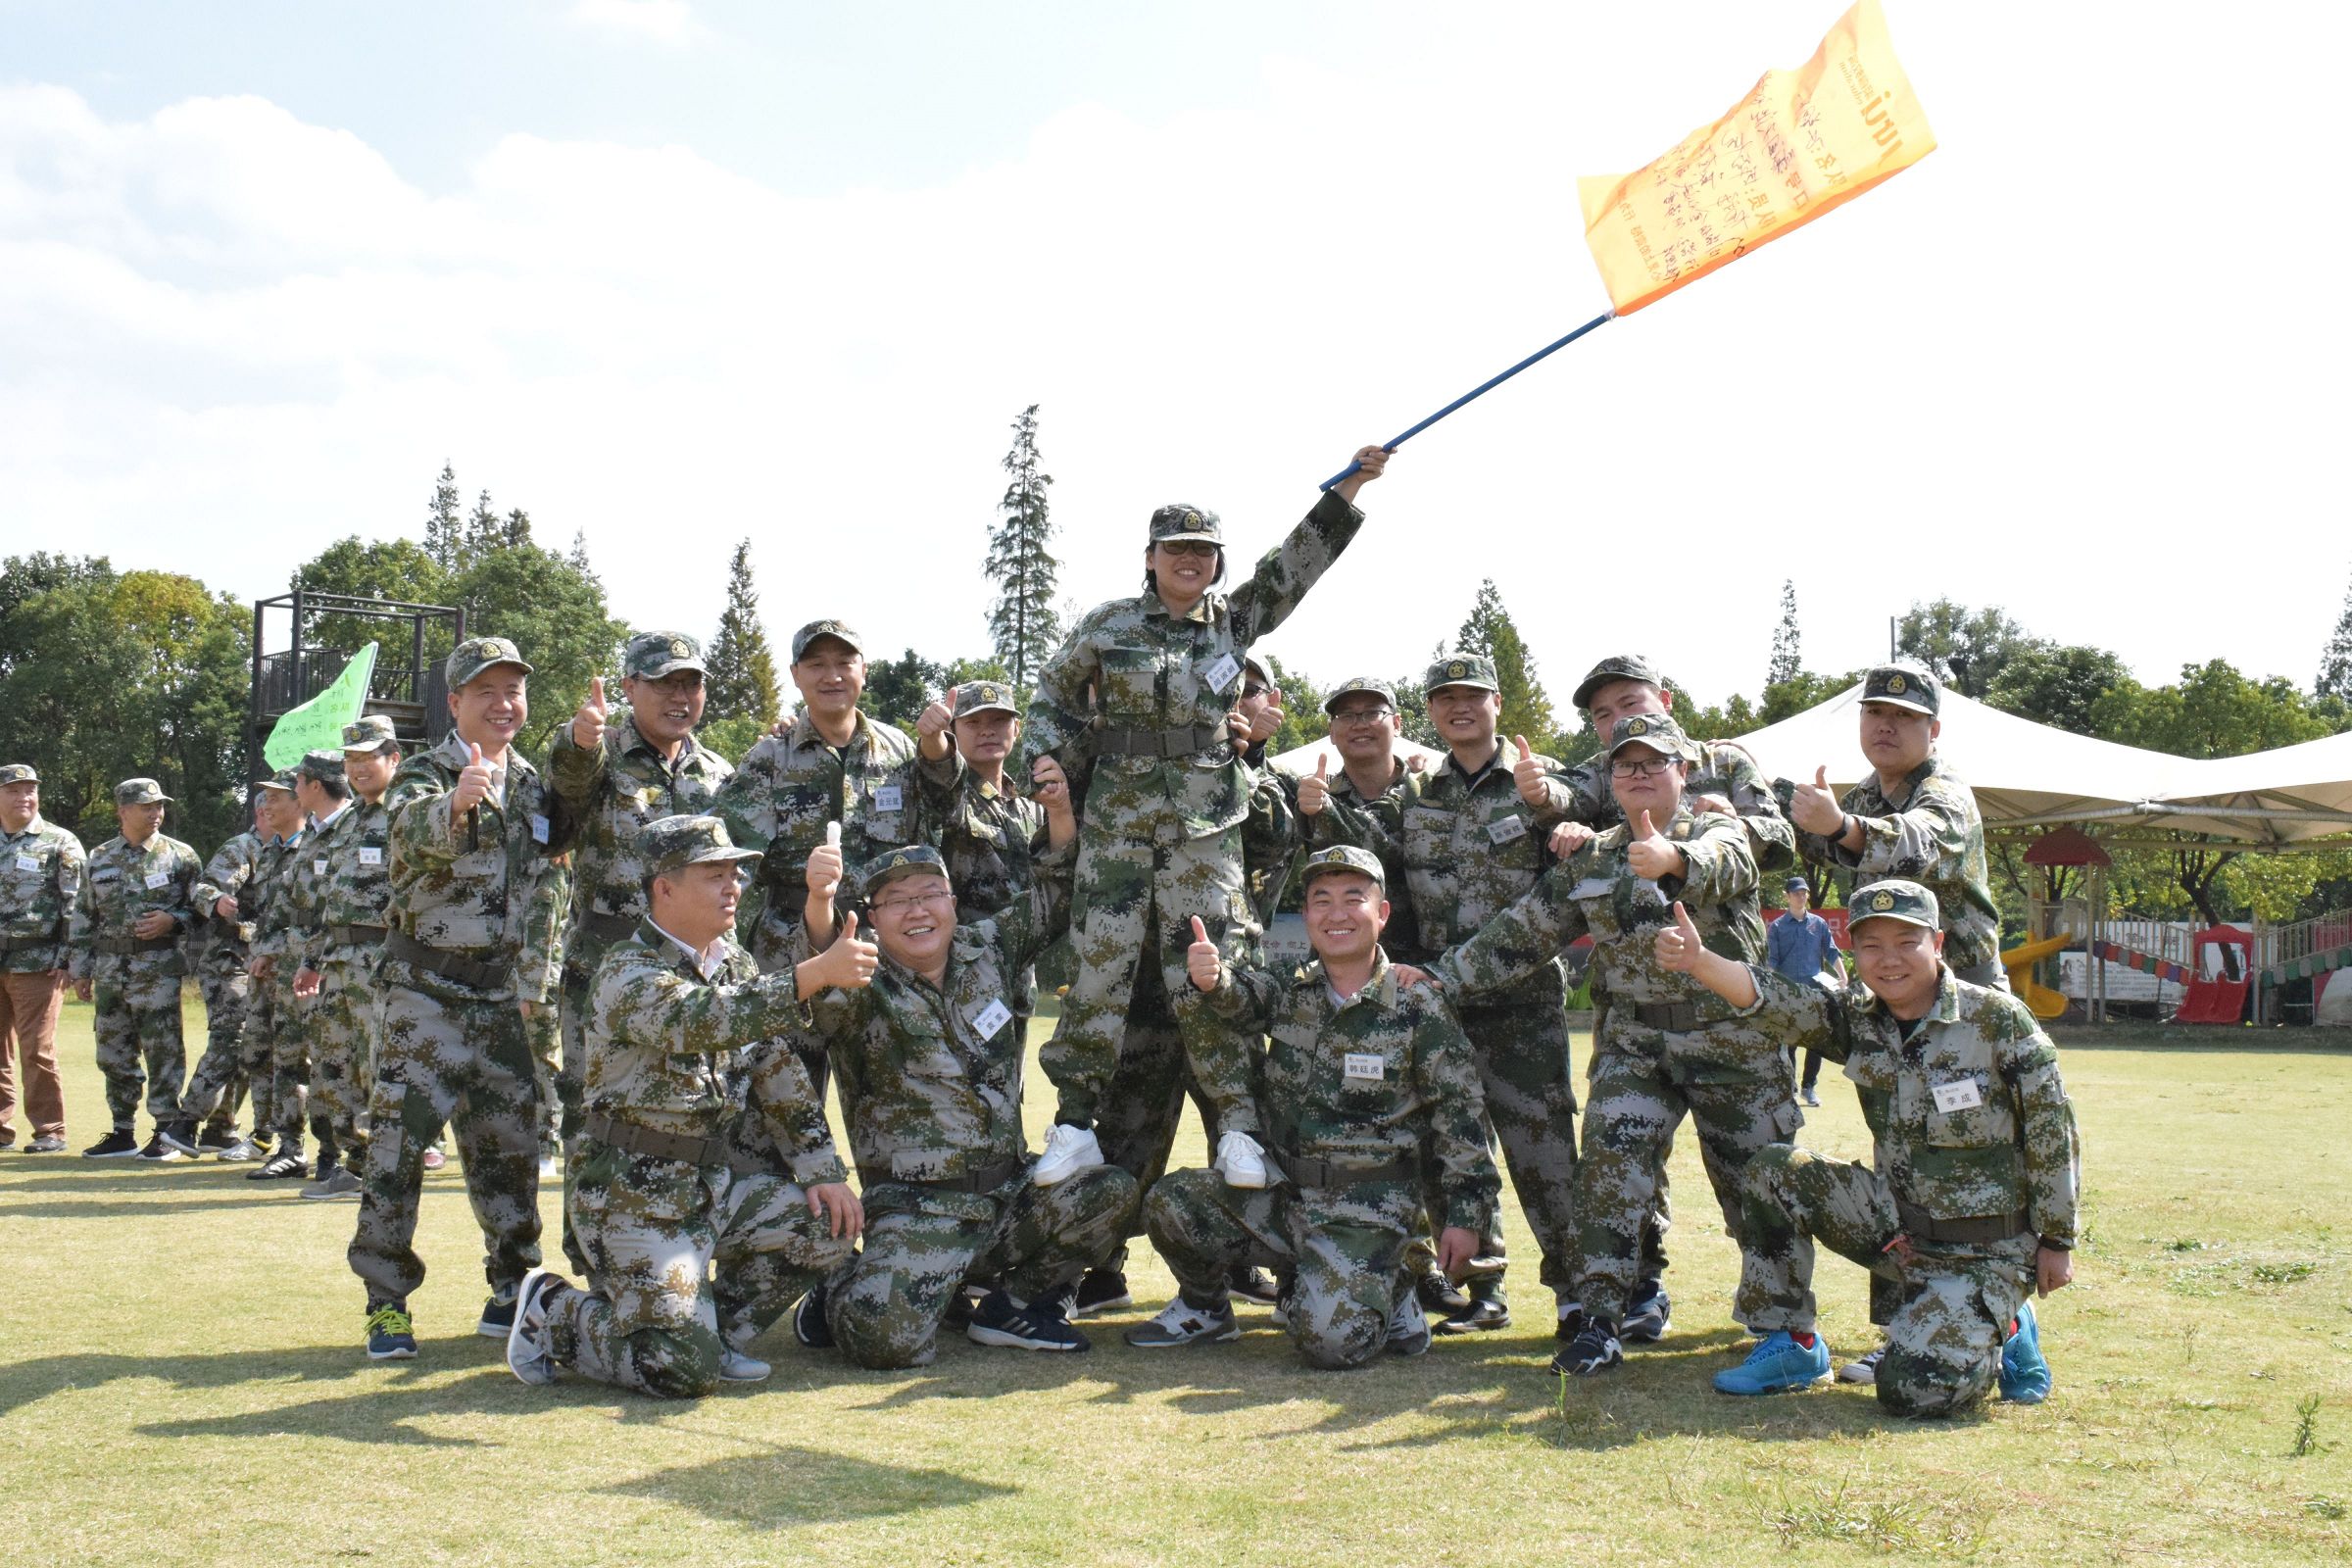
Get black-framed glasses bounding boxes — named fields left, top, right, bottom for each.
left=1609, top=756, right=1680, bottom=779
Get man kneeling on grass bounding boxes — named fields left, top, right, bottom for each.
left=1127, top=845, right=1498, bottom=1368
left=506, top=815, right=875, bottom=1397
left=1653, top=878, right=2079, bottom=1414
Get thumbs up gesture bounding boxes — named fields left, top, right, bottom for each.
left=1626, top=808, right=1685, bottom=882
left=1652, top=900, right=1704, bottom=972
left=808, top=910, right=880, bottom=991
left=1185, top=915, right=1223, bottom=992
left=1512, top=734, right=1548, bottom=807
left=806, top=839, right=845, bottom=906
left=572, top=675, right=610, bottom=751
left=1790, top=763, right=1844, bottom=836
left=1247, top=685, right=1285, bottom=745
left=916, top=686, right=958, bottom=755
left=1298, top=752, right=1332, bottom=816
left=451, top=741, right=496, bottom=815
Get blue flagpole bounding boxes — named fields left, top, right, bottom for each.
left=1318, top=309, right=1615, bottom=490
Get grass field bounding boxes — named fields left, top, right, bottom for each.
left=2, top=997, right=2348, bottom=1566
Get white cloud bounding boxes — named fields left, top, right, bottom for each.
left=566, top=0, right=708, bottom=46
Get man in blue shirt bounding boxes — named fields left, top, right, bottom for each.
left=1765, top=876, right=1840, bottom=1105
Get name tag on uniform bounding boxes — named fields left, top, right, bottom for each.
left=1931, top=1078, right=1983, bottom=1113
left=1567, top=877, right=1614, bottom=900
left=1202, top=653, right=1242, bottom=694
left=144, top=871, right=170, bottom=889
left=873, top=784, right=903, bottom=813
left=1344, top=1053, right=1386, bottom=1082
left=14, top=855, right=34, bottom=872
left=359, top=848, right=382, bottom=867
left=529, top=813, right=551, bottom=845
left=968, top=998, right=1012, bottom=1038
left=1486, top=813, right=1528, bottom=846
left=313, top=858, right=328, bottom=877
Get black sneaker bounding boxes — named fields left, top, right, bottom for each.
left=1435, top=1279, right=1510, bottom=1335
left=943, top=1283, right=985, bottom=1331
left=157, top=1119, right=202, bottom=1157
left=1416, top=1269, right=1472, bottom=1317
left=1067, top=1268, right=1132, bottom=1318
left=476, top=1290, right=518, bottom=1339
left=966, top=1289, right=1089, bottom=1352
left=82, top=1128, right=139, bottom=1158
left=1556, top=1305, right=1588, bottom=1342
left=1227, top=1265, right=1281, bottom=1307
left=249, top=1150, right=307, bottom=1180
left=1551, top=1318, right=1623, bottom=1378
left=1622, top=1280, right=1671, bottom=1344
left=135, top=1134, right=185, bottom=1162
left=366, top=1301, right=417, bottom=1360
left=793, top=1283, right=834, bottom=1348
left=196, top=1125, right=242, bottom=1155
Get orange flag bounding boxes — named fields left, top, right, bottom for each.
left=1579, top=0, right=1936, bottom=317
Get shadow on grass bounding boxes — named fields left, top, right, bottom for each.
left=2048, top=1028, right=2352, bottom=1056
left=608, top=1447, right=1016, bottom=1529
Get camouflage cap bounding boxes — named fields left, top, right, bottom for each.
left=625, top=629, right=706, bottom=681
left=114, top=777, right=172, bottom=806
left=637, top=814, right=761, bottom=878
left=1574, top=654, right=1662, bottom=711
left=341, top=714, right=400, bottom=753
left=0, top=763, right=36, bottom=787
left=860, top=844, right=952, bottom=899
left=1862, top=660, right=1939, bottom=716
left=1148, top=503, right=1222, bottom=545
left=1298, top=843, right=1386, bottom=892
left=297, top=750, right=347, bottom=787
left=1607, top=710, right=1697, bottom=762
left=1243, top=654, right=1271, bottom=690
left=446, top=635, right=533, bottom=690
left=1323, top=675, right=1396, bottom=714
left=791, top=619, right=863, bottom=662
left=1424, top=651, right=1498, bottom=694
left=254, top=768, right=299, bottom=795
left=953, top=680, right=1019, bottom=719
left=1848, top=878, right=1940, bottom=931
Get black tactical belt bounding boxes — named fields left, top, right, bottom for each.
left=1896, top=1200, right=2033, bottom=1246
left=0, top=925, right=64, bottom=954
left=1095, top=721, right=1230, bottom=759
left=899, top=1156, right=1023, bottom=1194
left=328, top=923, right=388, bottom=947
left=384, top=930, right=513, bottom=991
left=585, top=911, right=636, bottom=943
left=584, top=1112, right=729, bottom=1168
left=1632, top=1001, right=1704, bottom=1032
left=1283, top=1151, right=1420, bottom=1189
left=94, top=933, right=178, bottom=956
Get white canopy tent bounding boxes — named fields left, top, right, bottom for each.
left=1269, top=735, right=1445, bottom=777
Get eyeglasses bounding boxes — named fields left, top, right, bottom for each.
left=1330, top=707, right=1393, bottom=725
left=1608, top=756, right=1681, bottom=779
left=1243, top=685, right=1271, bottom=701
left=872, top=890, right=956, bottom=916
left=1157, top=540, right=1218, bottom=560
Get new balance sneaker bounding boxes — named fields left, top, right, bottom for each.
left=1068, top=1268, right=1132, bottom=1318
left=83, top=1128, right=139, bottom=1158
left=1030, top=1123, right=1102, bottom=1187
left=1124, top=1297, right=1240, bottom=1348
left=301, top=1167, right=364, bottom=1200
left=366, top=1301, right=417, bottom=1361
left=157, top=1119, right=202, bottom=1157
left=1621, top=1279, right=1672, bottom=1344
left=1435, top=1278, right=1509, bottom=1335
left=249, top=1149, right=307, bottom=1180
left=1387, top=1291, right=1432, bottom=1357
left=1551, top=1318, right=1623, bottom=1377
left=793, top=1283, right=834, bottom=1348
left=1838, top=1345, right=1886, bottom=1385
left=1998, top=1298, right=2051, bottom=1404
left=1214, top=1129, right=1269, bottom=1190
left=477, top=1288, right=518, bottom=1339
left=718, top=1346, right=771, bottom=1383
left=24, top=1134, right=67, bottom=1154
left=196, top=1125, right=242, bottom=1156
left=966, top=1289, right=1089, bottom=1352
left=1713, top=1331, right=1832, bottom=1396
left=506, top=1269, right=564, bottom=1385
left=1227, top=1265, right=1281, bottom=1307
left=136, top=1134, right=184, bottom=1162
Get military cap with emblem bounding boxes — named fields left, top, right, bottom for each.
left=1423, top=651, right=1499, bottom=694
left=1573, top=653, right=1663, bottom=711
left=297, top=750, right=347, bottom=786
left=1606, top=710, right=1697, bottom=762
left=114, top=777, right=172, bottom=806
left=1861, top=660, right=1940, bottom=716
left=953, top=681, right=1019, bottom=719
left=624, top=629, right=707, bottom=681
left=1322, top=675, right=1396, bottom=714
left=636, top=814, right=762, bottom=877
left=254, top=768, right=299, bottom=795
left=1147, top=503, right=1222, bottom=544
left=1847, top=877, right=1940, bottom=930
left=859, top=843, right=952, bottom=899
left=341, top=713, right=400, bottom=753
left=0, top=763, right=36, bottom=787
left=791, top=618, right=864, bottom=662
left=445, top=635, right=533, bottom=689
left=1298, top=843, right=1387, bottom=892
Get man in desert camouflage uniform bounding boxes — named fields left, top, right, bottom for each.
left=181, top=799, right=266, bottom=1157
left=1128, top=846, right=1499, bottom=1368
left=504, top=814, right=872, bottom=1398
left=68, top=777, right=202, bottom=1160
left=349, top=636, right=568, bottom=1361
left=234, top=769, right=318, bottom=1183
left=0, top=763, right=84, bottom=1153
left=1655, top=878, right=2077, bottom=1413
left=181, top=778, right=306, bottom=1166
left=914, top=679, right=1047, bottom=1036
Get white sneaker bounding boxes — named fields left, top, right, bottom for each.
left=1214, top=1130, right=1269, bottom=1190
left=506, top=1267, right=564, bottom=1386
left=537, top=1153, right=560, bottom=1181
left=1031, top=1124, right=1102, bottom=1187
left=718, top=1346, right=771, bottom=1383
left=1838, top=1345, right=1885, bottom=1384
left=1387, top=1290, right=1431, bottom=1356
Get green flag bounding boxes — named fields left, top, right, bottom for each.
left=265, top=643, right=378, bottom=770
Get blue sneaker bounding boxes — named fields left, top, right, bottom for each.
left=1998, top=1298, right=2050, bottom=1403
left=1712, top=1331, right=1831, bottom=1396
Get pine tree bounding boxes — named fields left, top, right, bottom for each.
left=2319, top=564, right=2352, bottom=703
left=706, top=539, right=781, bottom=726
left=466, top=490, right=500, bottom=557
left=1455, top=579, right=1557, bottom=748
left=424, top=463, right=463, bottom=567
left=1767, top=578, right=1802, bottom=688
left=985, top=404, right=1060, bottom=689
left=567, top=528, right=594, bottom=575
left=502, top=508, right=533, bottom=549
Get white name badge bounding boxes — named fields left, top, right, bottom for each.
left=1202, top=653, right=1242, bottom=694
left=14, top=855, right=35, bottom=872
left=873, top=784, right=903, bottom=813
left=1344, top=1053, right=1386, bottom=1082
left=1486, top=813, right=1529, bottom=846
left=358, top=848, right=383, bottom=867
left=968, top=998, right=1012, bottom=1039
left=144, top=871, right=170, bottom=890
left=1567, top=877, right=1614, bottom=901
left=1931, top=1078, right=1984, bottom=1113
left=529, top=813, right=551, bottom=845
left=313, top=859, right=328, bottom=877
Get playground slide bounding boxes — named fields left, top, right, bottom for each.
left=2000, top=930, right=2073, bottom=1021
left=2176, top=928, right=2253, bottom=1025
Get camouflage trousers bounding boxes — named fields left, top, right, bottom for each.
left=184, top=966, right=251, bottom=1133
left=185, top=968, right=299, bottom=1143
left=1047, top=827, right=1259, bottom=1133
left=349, top=980, right=544, bottom=1305
left=826, top=1164, right=1137, bottom=1370
left=90, top=954, right=187, bottom=1130
left=547, top=1147, right=855, bottom=1399
left=1735, top=1144, right=2036, bottom=1417
left=1457, top=995, right=1580, bottom=1299
left=1575, top=1037, right=1801, bottom=1325
left=1147, top=1165, right=1415, bottom=1371
left=307, top=955, right=377, bottom=1163
left=1090, top=954, right=1224, bottom=1273
left=258, top=970, right=311, bottom=1150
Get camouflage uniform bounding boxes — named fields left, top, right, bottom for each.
left=1431, top=714, right=1793, bottom=1328
left=1300, top=754, right=1428, bottom=963
left=0, top=783, right=83, bottom=1144
left=1314, top=658, right=1575, bottom=1298
left=1728, top=883, right=2080, bottom=1416
left=182, top=829, right=262, bottom=1139
left=242, top=814, right=314, bottom=1154
left=533, top=815, right=854, bottom=1398
left=287, top=755, right=396, bottom=1165
left=67, top=783, right=201, bottom=1133
left=1151, top=932, right=1500, bottom=1369
left=808, top=844, right=1136, bottom=1369
left=917, top=680, right=1048, bottom=1033
left=350, top=639, right=565, bottom=1311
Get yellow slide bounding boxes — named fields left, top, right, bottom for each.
left=2000, top=930, right=2073, bottom=1021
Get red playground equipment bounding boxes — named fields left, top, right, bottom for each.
left=2175, top=927, right=2253, bottom=1024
